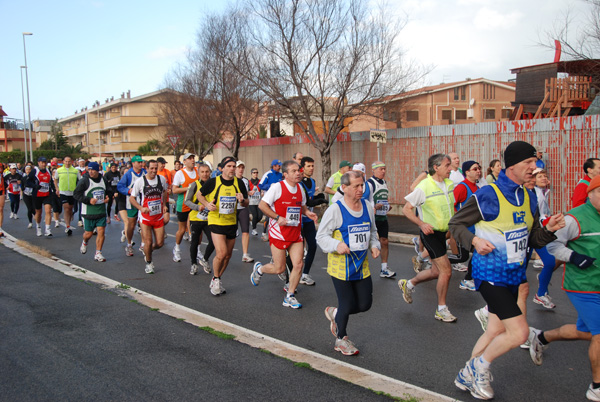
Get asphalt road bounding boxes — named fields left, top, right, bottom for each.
left=0, top=207, right=594, bottom=401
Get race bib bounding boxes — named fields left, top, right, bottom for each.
left=505, top=227, right=528, bottom=264
left=111, top=178, right=119, bottom=186
left=24, top=187, right=33, bottom=196
left=39, top=181, right=50, bottom=193
left=285, top=206, right=301, bottom=226
left=249, top=191, right=261, bottom=205
left=11, top=181, right=21, bottom=192
left=148, top=199, right=162, bottom=216
left=348, top=223, right=370, bottom=251
left=199, top=209, right=209, bottom=221
left=93, top=189, right=105, bottom=204
left=375, top=200, right=389, bottom=216
left=219, top=196, right=236, bottom=214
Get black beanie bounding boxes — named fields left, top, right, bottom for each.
left=462, top=160, right=477, bottom=173
left=504, top=141, right=537, bottom=169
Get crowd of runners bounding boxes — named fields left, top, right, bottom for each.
left=0, top=143, right=599, bottom=401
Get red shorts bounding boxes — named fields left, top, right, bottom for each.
left=141, top=219, right=164, bottom=229
left=270, top=236, right=302, bottom=250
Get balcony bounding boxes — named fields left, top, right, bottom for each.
left=103, top=116, right=158, bottom=129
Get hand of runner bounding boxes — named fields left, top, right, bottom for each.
left=205, top=201, right=217, bottom=211
left=371, top=247, right=380, bottom=259
left=546, top=213, right=565, bottom=232
left=140, top=207, right=150, bottom=214
left=472, top=236, right=495, bottom=255
left=276, top=216, right=287, bottom=226
left=104, top=196, right=109, bottom=203
left=419, top=222, right=434, bottom=235
left=336, top=242, right=350, bottom=255
left=236, top=193, right=244, bottom=202
left=305, top=211, right=318, bottom=222
left=90, top=198, right=97, bottom=205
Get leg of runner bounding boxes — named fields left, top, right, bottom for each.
left=94, top=225, right=106, bottom=261
left=300, top=220, right=317, bottom=285
left=140, top=223, right=155, bottom=273
left=189, top=221, right=202, bottom=275
left=209, top=232, right=235, bottom=295
left=238, top=208, right=252, bottom=262
left=44, top=202, right=53, bottom=236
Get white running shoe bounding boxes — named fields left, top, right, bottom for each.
left=198, top=257, right=211, bottom=274
left=334, top=336, right=359, bottom=356
left=94, top=251, right=106, bottom=262
left=14, top=213, right=19, bottom=219
left=474, top=307, right=489, bottom=332
left=54, top=220, right=60, bottom=228
left=261, top=233, right=268, bottom=242
left=532, top=259, right=544, bottom=270
left=120, top=230, right=126, bottom=243
left=183, top=232, right=189, bottom=241
left=435, top=307, right=457, bottom=323
left=533, top=293, right=556, bottom=309
left=587, top=384, right=600, bottom=401
left=242, top=254, right=254, bottom=263
left=125, top=245, right=134, bottom=257
left=190, top=264, right=198, bottom=275
left=44, top=229, right=52, bottom=237
left=36, top=227, right=42, bottom=237
left=9, top=213, right=14, bottom=219
left=299, top=274, right=315, bottom=286
left=173, top=247, right=181, bottom=262
left=283, top=295, right=302, bottom=309
left=80, top=242, right=88, bottom=254
left=145, top=261, right=155, bottom=274
left=65, top=227, right=73, bottom=236
left=251, top=262, right=262, bottom=286
left=380, top=267, right=396, bottom=278
left=398, top=279, right=414, bottom=304
left=529, top=327, right=546, bottom=366
left=78, top=220, right=83, bottom=227
left=251, top=229, right=258, bottom=236
left=210, top=278, right=225, bottom=296
left=28, top=223, right=33, bottom=229
left=452, top=263, right=468, bottom=272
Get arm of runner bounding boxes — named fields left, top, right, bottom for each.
left=184, top=181, right=201, bottom=212
left=316, top=203, right=346, bottom=254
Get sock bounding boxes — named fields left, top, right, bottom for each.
left=82, top=241, right=87, bottom=246
left=37, top=223, right=41, bottom=229
left=127, top=243, right=132, bottom=247
left=45, top=225, right=50, bottom=231
left=538, top=332, right=549, bottom=345
left=407, top=280, right=415, bottom=290
left=287, top=292, right=294, bottom=298
left=593, top=382, right=600, bottom=389
left=476, top=356, right=491, bottom=370
left=381, top=262, right=388, bottom=270
left=175, top=244, right=180, bottom=251
left=438, top=305, right=447, bottom=311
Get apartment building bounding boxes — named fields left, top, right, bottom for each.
left=0, top=105, right=35, bottom=152
left=349, top=78, right=516, bottom=131
left=58, top=89, right=168, bottom=158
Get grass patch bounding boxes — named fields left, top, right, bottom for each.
left=116, top=283, right=130, bottom=290
left=293, top=362, right=312, bottom=370
left=150, top=308, right=159, bottom=312
left=199, top=326, right=236, bottom=340
left=259, top=349, right=272, bottom=354
left=16, top=240, right=53, bottom=258
left=369, top=390, right=421, bottom=401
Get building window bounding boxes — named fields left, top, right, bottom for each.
left=455, top=110, right=467, bottom=120
left=501, top=109, right=512, bottom=119
left=484, top=108, right=496, bottom=120
left=406, top=110, right=419, bottom=121
left=454, top=86, right=466, bottom=101
left=483, top=84, right=496, bottom=100
left=441, top=110, right=452, bottom=120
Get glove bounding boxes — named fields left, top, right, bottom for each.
left=569, top=251, right=596, bottom=269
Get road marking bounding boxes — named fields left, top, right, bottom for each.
left=0, top=231, right=454, bottom=402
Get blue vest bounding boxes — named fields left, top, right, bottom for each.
left=301, top=177, right=316, bottom=224
left=456, top=181, right=475, bottom=234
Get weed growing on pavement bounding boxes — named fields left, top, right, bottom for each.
left=259, top=349, right=272, bottom=354
left=370, top=390, right=420, bottom=402
left=199, top=326, right=235, bottom=340
left=16, top=240, right=53, bottom=258
left=293, top=362, right=312, bottom=370
left=150, top=308, right=159, bottom=311
left=116, top=283, right=130, bottom=290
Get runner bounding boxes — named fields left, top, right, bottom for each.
left=449, top=141, right=565, bottom=400
left=116, top=155, right=146, bottom=256
left=75, top=158, right=87, bottom=227
left=316, top=170, right=380, bottom=355
left=251, top=160, right=318, bottom=308
left=104, top=163, right=121, bottom=223
left=398, top=154, right=462, bottom=322
left=172, top=153, right=198, bottom=262
left=156, top=157, right=172, bottom=231
left=235, top=160, right=254, bottom=263
left=258, top=159, right=283, bottom=241
left=5, top=164, right=23, bottom=220
left=55, top=156, right=81, bottom=235
left=0, top=163, right=5, bottom=237
left=366, top=161, right=396, bottom=278
left=530, top=175, right=600, bottom=402
left=572, top=158, right=600, bottom=208
left=184, top=163, right=214, bottom=275
left=29, top=157, right=57, bottom=237
left=248, top=168, right=262, bottom=236
left=22, top=165, right=36, bottom=229
left=449, top=152, right=465, bottom=185
left=197, top=156, right=248, bottom=296
left=73, top=162, right=111, bottom=262
left=129, top=160, right=169, bottom=274
left=325, top=161, right=352, bottom=203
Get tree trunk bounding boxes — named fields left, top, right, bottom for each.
left=320, top=147, right=332, bottom=189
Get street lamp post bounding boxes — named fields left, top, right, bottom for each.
left=22, top=32, right=33, bottom=162
left=20, top=66, right=28, bottom=162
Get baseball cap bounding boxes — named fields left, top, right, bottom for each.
left=131, top=155, right=143, bottom=163
left=38, top=156, right=47, bottom=162
left=236, top=160, right=245, bottom=167
left=271, top=159, right=282, bottom=166
left=183, top=152, right=195, bottom=160
left=88, top=162, right=100, bottom=171
left=9, top=163, right=17, bottom=169
left=339, top=160, right=352, bottom=169
left=157, top=157, right=168, bottom=164
left=352, top=163, right=366, bottom=174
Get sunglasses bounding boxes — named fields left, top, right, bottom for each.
left=470, top=167, right=481, bottom=171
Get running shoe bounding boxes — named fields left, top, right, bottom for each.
left=251, top=229, right=258, bottom=236
left=334, top=337, right=359, bottom=356
left=587, top=384, right=600, bottom=401
left=65, top=227, right=73, bottom=236
left=9, top=213, right=14, bottom=219
left=139, top=245, right=146, bottom=258
left=190, top=264, right=198, bottom=275
left=80, top=242, right=88, bottom=254
left=455, top=362, right=474, bottom=392
left=54, top=220, right=60, bottom=228
left=532, top=259, right=544, bottom=270
left=324, top=306, right=337, bottom=337
left=435, top=307, right=457, bottom=323
left=380, top=267, right=396, bottom=278
left=282, top=295, right=302, bottom=309
left=398, top=279, right=413, bottom=304
left=412, top=256, right=424, bottom=273
left=183, top=232, right=189, bottom=241
left=36, top=227, right=42, bottom=237
left=78, top=220, right=83, bottom=227
left=251, top=262, right=262, bottom=286
left=120, top=230, right=126, bottom=243
left=529, top=327, right=546, bottom=366
left=474, top=307, right=489, bottom=332
left=300, top=274, right=315, bottom=286
left=28, top=223, right=33, bottom=229
left=261, top=233, right=268, bottom=242
left=173, top=247, right=181, bottom=262
left=411, top=236, right=420, bottom=255
left=242, top=254, right=254, bottom=263
left=468, top=357, right=494, bottom=400
left=533, top=293, right=556, bottom=309
left=198, top=257, right=211, bottom=274
left=125, top=245, right=134, bottom=257
left=452, top=263, right=468, bottom=272
left=459, top=279, right=476, bottom=291
left=94, top=251, right=106, bottom=262
left=13, top=214, right=19, bottom=220
left=210, top=278, right=225, bottom=296
left=520, top=338, right=531, bottom=349
left=45, top=229, right=52, bottom=237
left=145, top=261, right=155, bottom=274
left=114, top=214, right=120, bottom=222
left=278, top=272, right=287, bottom=282
left=106, top=216, right=111, bottom=224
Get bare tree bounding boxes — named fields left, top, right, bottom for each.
left=222, top=0, right=426, bottom=184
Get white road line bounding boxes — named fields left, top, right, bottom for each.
left=0, top=231, right=455, bottom=402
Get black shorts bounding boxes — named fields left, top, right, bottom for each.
left=237, top=208, right=250, bottom=233
left=420, top=230, right=448, bottom=260
left=209, top=224, right=237, bottom=239
left=60, top=194, right=75, bottom=205
left=375, top=219, right=389, bottom=238
left=34, top=195, right=55, bottom=210
left=116, top=194, right=127, bottom=212
left=177, top=211, right=190, bottom=223
left=478, top=281, right=522, bottom=320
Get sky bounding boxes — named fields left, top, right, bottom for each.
left=0, top=0, right=588, bottom=122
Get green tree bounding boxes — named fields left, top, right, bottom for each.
left=138, top=139, right=161, bottom=156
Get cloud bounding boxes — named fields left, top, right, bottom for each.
left=473, top=7, right=523, bottom=30
left=147, top=46, right=188, bottom=60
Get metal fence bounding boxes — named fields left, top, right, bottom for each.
left=214, top=115, right=600, bottom=214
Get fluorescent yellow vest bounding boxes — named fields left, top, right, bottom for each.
left=415, top=175, right=455, bottom=231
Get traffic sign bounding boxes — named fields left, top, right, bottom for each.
left=167, top=135, right=180, bottom=149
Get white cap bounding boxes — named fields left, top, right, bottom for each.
left=236, top=160, right=245, bottom=167
left=352, top=163, right=366, bottom=174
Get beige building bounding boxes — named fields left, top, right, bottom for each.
left=349, top=78, right=516, bottom=131
left=0, top=105, right=34, bottom=152
left=58, top=89, right=168, bottom=158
